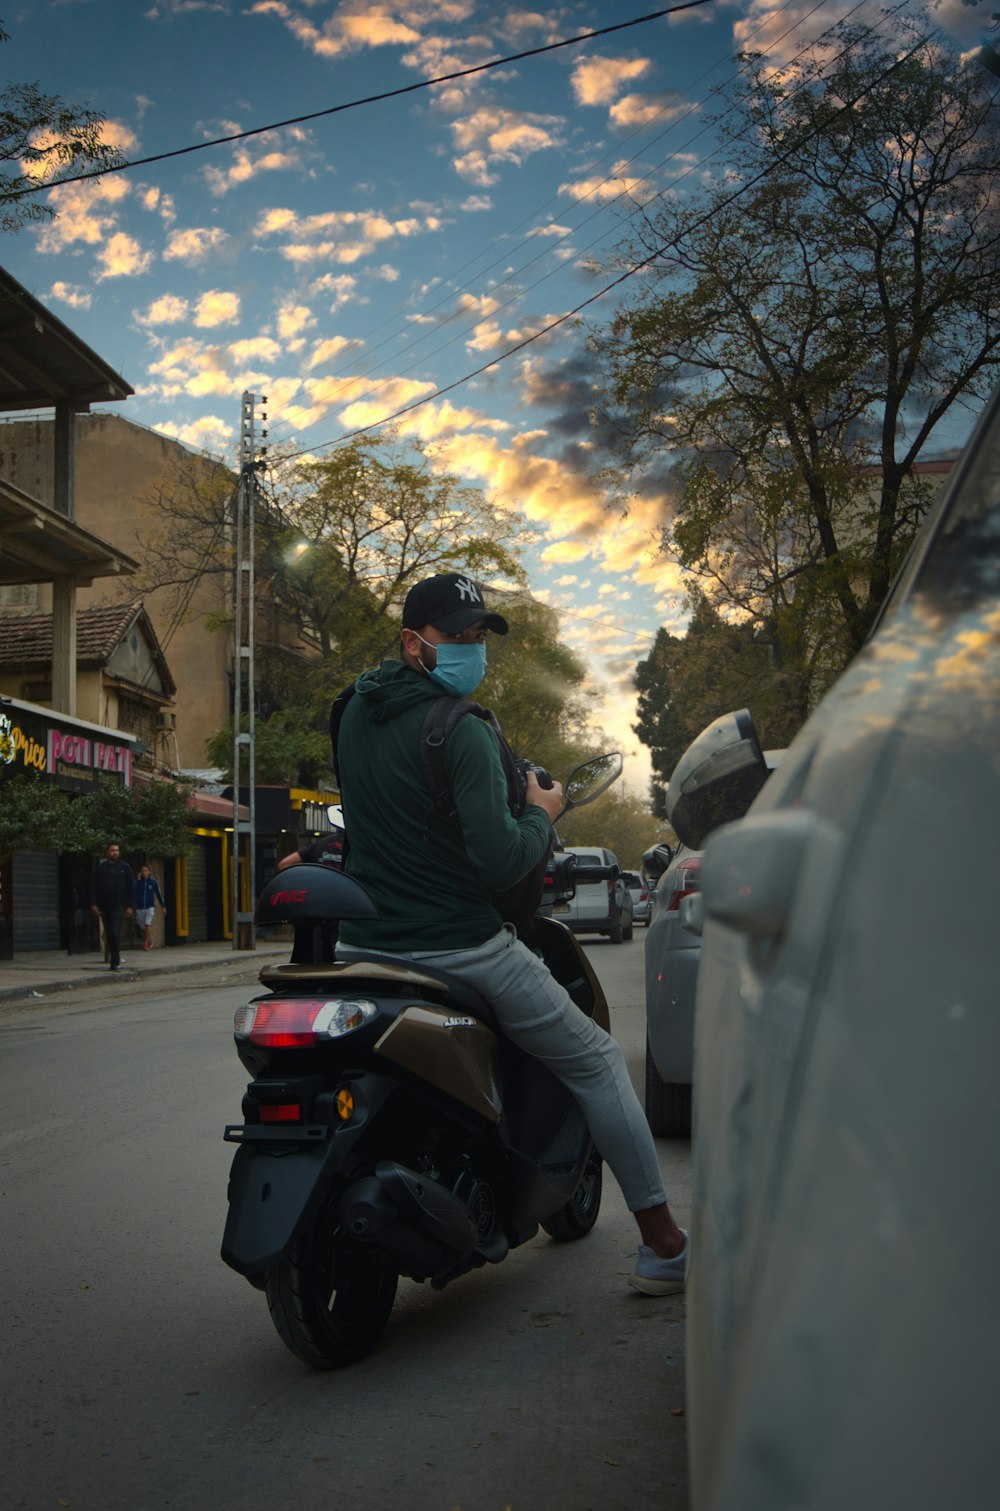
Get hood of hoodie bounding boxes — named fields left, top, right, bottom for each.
left=355, top=658, right=443, bottom=722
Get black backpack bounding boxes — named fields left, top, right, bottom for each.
left=329, top=684, right=551, bottom=937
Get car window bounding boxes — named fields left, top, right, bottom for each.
left=872, top=383, right=1000, bottom=633
left=571, top=851, right=604, bottom=865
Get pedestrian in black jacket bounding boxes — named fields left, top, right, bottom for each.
left=91, top=842, right=135, bottom=971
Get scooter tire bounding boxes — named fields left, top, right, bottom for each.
left=265, top=1206, right=398, bottom=1369
left=541, top=1148, right=603, bottom=1242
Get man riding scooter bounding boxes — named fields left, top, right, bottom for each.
left=335, top=571, right=688, bottom=1294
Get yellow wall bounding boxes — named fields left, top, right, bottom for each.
left=0, top=414, right=232, bottom=770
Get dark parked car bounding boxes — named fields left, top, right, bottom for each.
left=673, top=382, right=1000, bottom=1510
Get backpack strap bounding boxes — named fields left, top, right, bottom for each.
left=329, top=682, right=357, bottom=787
left=419, top=696, right=502, bottom=824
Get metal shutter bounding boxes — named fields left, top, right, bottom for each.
left=12, top=851, right=60, bottom=951
left=186, top=838, right=209, bottom=942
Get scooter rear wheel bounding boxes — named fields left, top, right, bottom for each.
left=541, top=1147, right=603, bottom=1242
left=266, top=1200, right=398, bottom=1369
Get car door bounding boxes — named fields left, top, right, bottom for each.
left=688, top=383, right=1000, bottom=1509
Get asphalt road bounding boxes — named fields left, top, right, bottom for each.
left=1, top=934, right=691, bottom=1511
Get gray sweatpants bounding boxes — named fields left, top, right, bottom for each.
left=338, top=924, right=667, bottom=1212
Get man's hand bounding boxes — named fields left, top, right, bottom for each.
left=525, top=769, right=563, bottom=822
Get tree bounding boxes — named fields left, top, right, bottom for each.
left=598, top=16, right=1000, bottom=698
left=205, top=713, right=331, bottom=788
left=633, top=595, right=807, bottom=815
left=555, top=786, right=668, bottom=866
left=266, top=434, right=532, bottom=684
left=0, top=22, right=124, bottom=233
left=475, top=597, right=598, bottom=777
left=144, top=433, right=553, bottom=786
left=0, top=774, right=193, bottom=860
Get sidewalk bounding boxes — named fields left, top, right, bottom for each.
left=0, top=936, right=290, bottom=1005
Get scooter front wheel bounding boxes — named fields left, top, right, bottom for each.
left=266, top=1198, right=398, bottom=1369
left=541, top=1147, right=603, bottom=1242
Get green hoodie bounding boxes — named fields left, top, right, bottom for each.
left=337, top=659, right=552, bottom=951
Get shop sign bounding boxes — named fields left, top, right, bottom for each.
left=0, top=707, right=133, bottom=789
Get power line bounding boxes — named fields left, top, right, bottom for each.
left=266, top=0, right=840, bottom=445
left=281, top=23, right=939, bottom=463
left=268, top=0, right=903, bottom=452
left=12, top=2, right=715, bottom=202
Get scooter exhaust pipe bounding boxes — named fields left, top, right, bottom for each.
left=340, top=1162, right=480, bottom=1279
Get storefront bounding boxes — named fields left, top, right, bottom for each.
left=0, top=695, right=141, bottom=957
left=224, top=784, right=340, bottom=898
left=175, top=789, right=250, bottom=944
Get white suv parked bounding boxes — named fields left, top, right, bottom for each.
left=551, top=846, right=633, bottom=943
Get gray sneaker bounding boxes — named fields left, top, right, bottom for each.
left=630, top=1231, right=688, bottom=1295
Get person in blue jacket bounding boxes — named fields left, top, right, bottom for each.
left=134, top=864, right=166, bottom=951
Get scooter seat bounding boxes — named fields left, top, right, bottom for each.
left=334, top=951, right=500, bottom=1029
left=258, top=954, right=500, bottom=1031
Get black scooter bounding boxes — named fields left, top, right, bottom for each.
left=221, top=754, right=623, bottom=1368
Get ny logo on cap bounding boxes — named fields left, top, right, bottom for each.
left=455, top=576, right=482, bottom=604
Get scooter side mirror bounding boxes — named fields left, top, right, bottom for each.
left=560, top=752, right=623, bottom=817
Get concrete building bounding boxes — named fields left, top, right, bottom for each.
left=0, top=410, right=233, bottom=770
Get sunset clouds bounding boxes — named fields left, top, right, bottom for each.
left=20, top=0, right=952, bottom=783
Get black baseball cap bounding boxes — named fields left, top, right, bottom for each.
left=402, top=573, right=509, bottom=635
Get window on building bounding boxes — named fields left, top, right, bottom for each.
left=116, top=696, right=157, bottom=751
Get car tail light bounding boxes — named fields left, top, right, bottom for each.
left=664, top=856, right=702, bottom=911
left=234, top=997, right=378, bottom=1047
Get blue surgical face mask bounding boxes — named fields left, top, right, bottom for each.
left=416, top=634, right=488, bottom=697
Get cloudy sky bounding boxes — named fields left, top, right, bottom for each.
left=1, top=0, right=990, bottom=794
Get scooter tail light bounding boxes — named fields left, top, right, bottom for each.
left=234, top=998, right=378, bottom=1046
left=259, top=1103, right=303, bottom=1123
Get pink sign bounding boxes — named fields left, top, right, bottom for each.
left=47, top=728, right=133, bottom=786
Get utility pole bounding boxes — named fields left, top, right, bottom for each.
left=231, top=390, right=267, bottom=950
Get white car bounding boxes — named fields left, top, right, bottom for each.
left=551, top=846, right=633, bottom=943
left=671, top=383, right=1000, bottom=1510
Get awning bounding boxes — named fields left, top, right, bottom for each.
left=189, top=790, right=249, bottom=823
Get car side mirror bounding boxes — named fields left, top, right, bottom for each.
left=641, top=842, right=674, bottom=881
left=665, top=709, right=769, bottom=850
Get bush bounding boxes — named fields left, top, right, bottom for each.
left=0, top=773, right=193, bottom=860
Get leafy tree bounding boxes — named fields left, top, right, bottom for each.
left=599, top=16, right=1000, bottom=694
left=265, top=433, right=531, bottom=688
left=206, top=713, right=332, bottom=789
left=633, top=595, right=806, bottom=815
left=0, top=775, right=82, bottom=859
left=140, top=433, right=543, bottom=787
left=0, top=774, right=193, bottom=859
left=476, top=597, right=598, bottom=776
left=0, top=21, right=124, bottom=232
left=555, top=785, right=669, bottom=866
left=70, top=776, right=194, bottom=859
